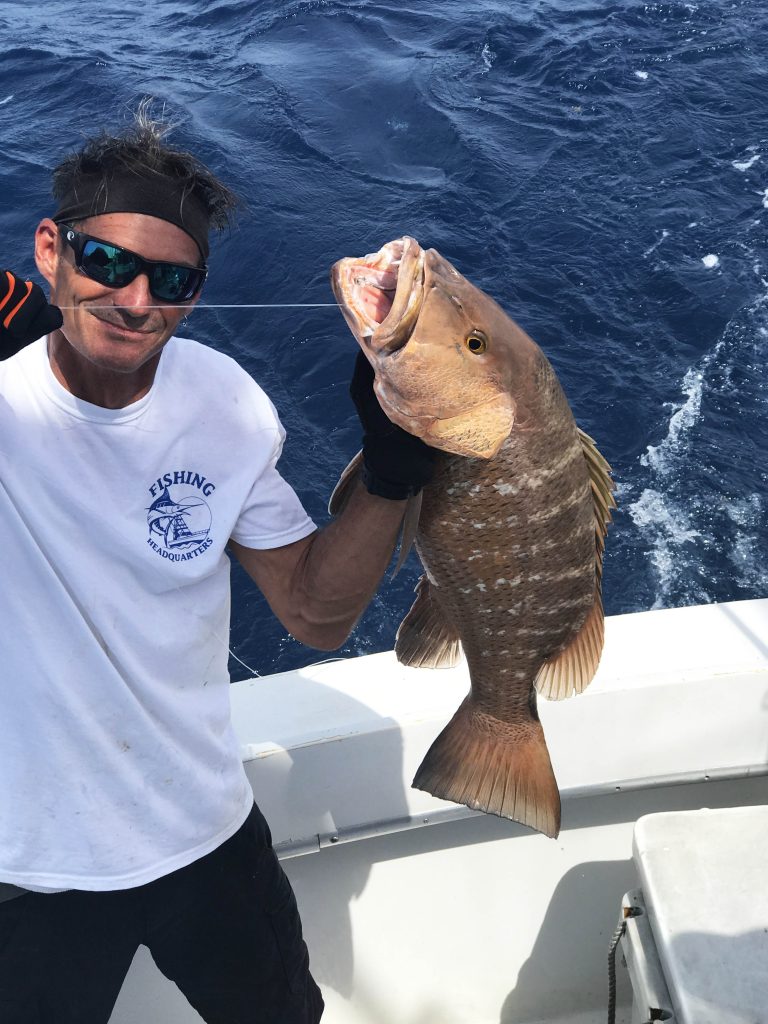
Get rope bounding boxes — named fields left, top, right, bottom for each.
left=608, top=904, right=645, bottom=1024
left=607, top=918, right=626, bottom=1024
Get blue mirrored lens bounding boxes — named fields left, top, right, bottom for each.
left=81, top=240, right=138, bottom=287
left=151, top=265, right=202, bottom=303
left=78, top=238, right=203, bottom=302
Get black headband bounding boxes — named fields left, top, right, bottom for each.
left=53, top=171, right=211, bottom=259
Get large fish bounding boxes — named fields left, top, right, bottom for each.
left=330, top=237, right=615, bottom=838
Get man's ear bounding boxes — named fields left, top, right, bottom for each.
left=34, top=219, right=61, bottom=291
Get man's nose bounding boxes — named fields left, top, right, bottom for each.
left=113, top=272, right=154, bottom=313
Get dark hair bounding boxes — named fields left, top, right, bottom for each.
left=51, top=100, right=240, bottom=232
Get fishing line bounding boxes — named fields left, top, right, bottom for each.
left=56, top=303, right=341, bottom=310
left=224, top=644, right=262, bottom=678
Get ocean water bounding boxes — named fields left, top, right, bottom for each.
left=1, top=0, right=766, bottom=676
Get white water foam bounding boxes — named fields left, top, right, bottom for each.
left=643, top=229, right=669, bottom=258
left=726, top=494, right=766, bottom=590
left=0, top=94, right=13, bottom=106
left=630, top=296, right=768, bottom=609
left=480, top=43, right=496, bottom=72
left=732, top=153, right=760, bottom=172
left=628, top=489, right=703, bottom=609
left=634, top=70, right=649, bottom=80
left=726, top=493, right=761, bottom=528
left=640, top=366, right=705, bottom=475
left=701, top=253, right=719, bottom=269
left=631, top=331, right=726, bottom=605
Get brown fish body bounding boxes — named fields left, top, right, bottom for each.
left=331, top=237, right=614, bottom=838
left=416, top=375, right=596, bottom=712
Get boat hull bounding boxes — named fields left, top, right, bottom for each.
left=108, top=599, right=768, bottom=1024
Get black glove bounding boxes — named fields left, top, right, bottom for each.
left=0, top=271, right=63, bottom=360
left=350, top=351, right=438, bottom=500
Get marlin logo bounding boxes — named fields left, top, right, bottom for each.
left=146, top=470, right=215, bottom=562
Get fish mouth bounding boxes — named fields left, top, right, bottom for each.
left=331, top=236, right=426, bottom=354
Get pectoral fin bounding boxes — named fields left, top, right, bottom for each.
left=395, top=575, right=462, bottom=668
left=329, top=451, right=422, bottom=578
left=392, top=491, right=422, bottom=577
left=328, top=451, right=364, bottom=517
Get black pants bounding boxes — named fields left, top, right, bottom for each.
left=0, top=804, right=324, bottom=1024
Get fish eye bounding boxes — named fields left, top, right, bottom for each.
left=465, top=331, right=487, bottom=355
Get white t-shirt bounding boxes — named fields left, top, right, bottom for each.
left=0, top=336, right=316, bottom=891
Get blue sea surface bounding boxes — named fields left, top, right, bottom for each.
left=1, top=0, right=766, bottom=677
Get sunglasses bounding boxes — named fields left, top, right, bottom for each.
left=58, top=224, right=207, bottom=304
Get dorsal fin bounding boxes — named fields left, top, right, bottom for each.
left=578, top=427, right=616, bottom=572
left=535, top=429, right=616, bottom=701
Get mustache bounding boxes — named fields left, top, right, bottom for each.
left=84, top=305, right=167, bottom=332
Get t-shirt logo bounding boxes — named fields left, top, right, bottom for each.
left=146, top=470, right=215, bottom=562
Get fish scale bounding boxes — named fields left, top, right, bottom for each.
left=330, top=235, right=615, bottom=838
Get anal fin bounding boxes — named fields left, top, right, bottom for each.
left=413, top=698, right=560, bottom=838
left=395, top=575, right=461, bottom=669
left=535, top=588, right=604, bottom=701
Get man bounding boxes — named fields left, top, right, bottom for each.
left=0, top=111, right=434, bottom=1023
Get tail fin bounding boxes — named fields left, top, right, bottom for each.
left=412, top=698, right=561, bottom=838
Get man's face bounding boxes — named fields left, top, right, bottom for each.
left=35, top=212, right=203, bottom=378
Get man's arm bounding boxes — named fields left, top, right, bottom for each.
left=231, top=352, right=437, bottom=651
left=230, top=478, right=406, bottom=651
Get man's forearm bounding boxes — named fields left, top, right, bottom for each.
left=290, top=479, right=406, bottom=649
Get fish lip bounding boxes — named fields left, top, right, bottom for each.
left=331, top=236, right=426, bottom=355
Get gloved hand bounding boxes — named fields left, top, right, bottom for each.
left=0, top=271, right=63, bottom=360
left=350, top=351, right=438, bottom=500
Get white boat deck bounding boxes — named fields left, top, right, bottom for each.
left=109, top=598, right=768, bottom=1023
